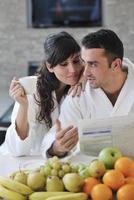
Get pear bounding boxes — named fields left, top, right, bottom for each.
left=14, top=171, right=27, bottom=185
left=27, top=172, right=46, bottom=191
left=46, top=176, right=64, bottom=192
left=63, top=173, right=84, bottom=192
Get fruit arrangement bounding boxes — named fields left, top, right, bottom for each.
left=0, top=147, right=134, bottom=200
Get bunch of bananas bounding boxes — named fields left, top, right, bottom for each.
left=29, top=191, right=88, bottom=200
left=0, top=175, right=88, bottom=200
left=0, top=176, right=33, bottom=200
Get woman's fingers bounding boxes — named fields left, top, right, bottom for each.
left=68, top=83, right=82, bottom=97
left=56, top=125, right=74, bottom=140
left=9, top=77, right=19, bottom=90
left=56, top=119, right=61, bottom=132
left=60, top=127, right=78, bottom=145
left=81, top=77, right=87, bottom=91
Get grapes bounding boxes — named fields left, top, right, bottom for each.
left=51, top=161, right=62, bottom=170
left=44, top=166, right=51, bottom=176
left=58, top=170, right=65, bottom=178
left=39, top=156, right=88, bottom=180
left=62, top=164, right=71, bottom=173
left=51, top=169, right=58, bottom=176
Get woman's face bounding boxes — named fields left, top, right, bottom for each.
left=48, top=53, right=83, bottom=86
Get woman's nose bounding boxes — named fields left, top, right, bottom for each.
left=68, top=64, right=76, bottom=73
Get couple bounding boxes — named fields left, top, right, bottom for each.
left=1, top=29, right=134, bottom=158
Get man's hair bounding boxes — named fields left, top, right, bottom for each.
left=82, top=29, right=124, bottom=61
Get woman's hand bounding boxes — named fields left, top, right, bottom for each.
left=49, top=119, right=78, bottom=157
left=68, top=75, right=87, bottom=97
left=9, top=77, right=28, bottom=105
left=9, top=77, right=29, bottom=139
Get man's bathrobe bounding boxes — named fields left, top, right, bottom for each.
left=41, top=58, right=134, bottom=158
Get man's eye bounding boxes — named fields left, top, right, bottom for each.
left=89, top=63, right=97, bottom=67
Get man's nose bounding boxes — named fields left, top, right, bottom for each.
left=83, top=64, right=90, bottom=77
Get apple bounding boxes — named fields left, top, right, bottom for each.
left=27, top=172, right=46, bottom=190
left=98, top=147, right=122, bottom=169
left=79, top=167, right=91, bottom=179
left=63, top=173, right=84, bottom=192
left=88, top=160, right=106, bottom=178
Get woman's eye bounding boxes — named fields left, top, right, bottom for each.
left=73, top=59, right=80, bottom=64
left=60, top=63, right=67, bottom=66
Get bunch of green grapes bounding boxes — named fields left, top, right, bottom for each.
left=40, top=156, right=76, bottom=178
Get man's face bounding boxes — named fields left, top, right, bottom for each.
left=81, top=47, right=113, bottom=89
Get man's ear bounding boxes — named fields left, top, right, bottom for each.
left=111, top=58, right=122, bottom=71
left=46, top=62, right=54, bottom=73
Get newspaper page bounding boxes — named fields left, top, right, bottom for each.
left=78, top=114, right=134, bottom=158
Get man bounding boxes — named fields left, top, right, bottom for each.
left=41, top=29, right=134, bottom=158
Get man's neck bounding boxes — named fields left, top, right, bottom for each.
left=103, top=71, right=127, bottom=106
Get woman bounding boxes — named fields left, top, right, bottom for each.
left=0, top=31, right=83, bottom=156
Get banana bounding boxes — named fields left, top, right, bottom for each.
left=0, top=184, right=26, bottom=200
left=46, top=193, right=88, bottom=200
left=0, top=176, right=33, bottom=195
left=29, top=191, right=74, bottom=200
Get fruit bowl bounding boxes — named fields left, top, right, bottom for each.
left=20, top=159, right=44, bottom=170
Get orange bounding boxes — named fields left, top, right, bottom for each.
left=103, top=169, right=125, bottom=190
left=117, top=184, right=134, bottom=200
left=82, top=177, right=100, bottom=196
left=125, top=177, right=134, bottom=184
left=114, top=157, right=134, bottom=177
left=91, top=183, right=113, bottom=200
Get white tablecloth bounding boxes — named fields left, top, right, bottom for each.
left=0, top=155, right=45, bottom=176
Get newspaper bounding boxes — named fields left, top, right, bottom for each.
left=78, top=114, right=134, bottom=158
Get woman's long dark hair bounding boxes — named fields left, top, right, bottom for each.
left=35, top=31, right=80, bottom=128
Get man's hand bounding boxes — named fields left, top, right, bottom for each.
left=50, top=119, right=79, bottom=157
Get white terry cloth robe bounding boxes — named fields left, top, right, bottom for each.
left=0, top=77, right=62, bottom=156
left=41, top=58, right=134, bottom=158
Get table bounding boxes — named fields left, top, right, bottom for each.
left=0, top=155, right=44, bottom=176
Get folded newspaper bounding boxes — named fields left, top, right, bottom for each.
left=78, top=114, right=134, bottom=158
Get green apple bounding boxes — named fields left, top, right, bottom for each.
left=98, top=147, right=122, bottom=169
left=79, top=167, right=91, bottom=179
left=88, top=160, right=106, bottom=178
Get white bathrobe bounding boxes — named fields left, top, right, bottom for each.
left=41, top=58, right=134, bottom=158
left=0, top=77, right=62, bottom=156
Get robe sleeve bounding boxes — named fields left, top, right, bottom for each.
left=2, top=99, right=33, bottom=156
